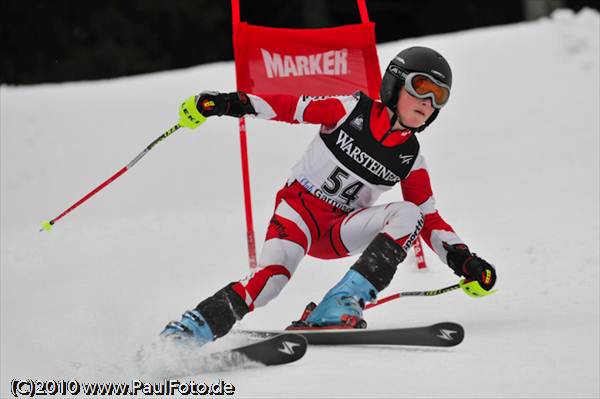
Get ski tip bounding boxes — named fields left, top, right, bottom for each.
left=431, top=322, right=465, bottom=346
left=234, top=332, right=308, bottom=367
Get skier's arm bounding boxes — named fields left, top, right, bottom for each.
left=179, top=90, right=358, bottom=129
left=401, top=155, right=497, bottom=290
left=246, top=94, right=357, bottom=128
left=400, top=155, right=462, bottom=260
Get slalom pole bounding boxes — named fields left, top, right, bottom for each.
left=414, top=236, right=427, bottom=269
left=40, top=123, right=182, bottom=232
left=238, top=117, right=258, bottom=270
left=365, top=283, right=461, bottom=310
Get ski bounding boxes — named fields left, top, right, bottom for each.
left=137, top=333, right=308, bottom=378
left=236, top=322, right=464, bottom=347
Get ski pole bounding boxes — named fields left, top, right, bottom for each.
left=365, top=283, right=461, bottom=310
left=40, top=123, right=182, bottom=232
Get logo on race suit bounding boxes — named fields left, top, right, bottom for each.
left=401, top=215, right=424, bottom=252
left=349, top=115, right=364, bottom=131
left=398, top=154, right=413, bottom=165
left=269, top=216, right=289, bottom=239
left=301, top=95, right=337, bottom=102
left=261, top=48, right=348, bottom=78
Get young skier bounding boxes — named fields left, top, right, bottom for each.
left=162, top=46, right=497, bottom=345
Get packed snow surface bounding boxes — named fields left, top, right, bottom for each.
left=2, top=8, right=599, bottom=398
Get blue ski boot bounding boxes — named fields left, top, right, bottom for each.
left=302, top=270, right=377, bottom=328
left=290, top=233, right=407, bottom=329
left=161, top=309, right=215, bottom=346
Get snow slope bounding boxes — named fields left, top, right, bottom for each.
left=1, top=8, right=599, bottom=398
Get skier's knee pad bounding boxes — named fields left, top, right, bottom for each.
left=195, top=284, right=249, bottom=338
left=398, top=202, right=424, bottom=230
left=351, top=233, right=407, bottom=292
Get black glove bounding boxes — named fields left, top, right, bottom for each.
left=196, top=91, right=256, bottom=118
left=444, top=243, right=497, bottom=291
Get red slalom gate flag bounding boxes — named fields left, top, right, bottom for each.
left=232, top=22, right=382, bottom=98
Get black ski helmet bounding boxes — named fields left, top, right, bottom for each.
left=380, top=46, right=452, bottom=132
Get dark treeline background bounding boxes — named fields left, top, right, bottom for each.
left=1, top=0, right=597, bottom=84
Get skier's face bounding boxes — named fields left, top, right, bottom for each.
left=396, top=87, right=435, bottom=129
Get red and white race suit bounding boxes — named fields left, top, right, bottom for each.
left=230, top=92, right=464, bottom=311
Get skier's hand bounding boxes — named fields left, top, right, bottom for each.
left=197, top=91, right=256, bottom=117
left=444, top=243, right=497, bottom=291
left=195, top=91, right=229, bottom=117
left=179, top=91, right=256, bottom=129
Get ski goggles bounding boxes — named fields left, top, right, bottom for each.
left=402, top=72, right=450, bottom=109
